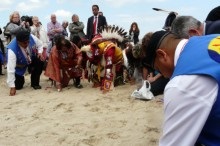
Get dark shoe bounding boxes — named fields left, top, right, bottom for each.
left=32, top=85, right=42, bottom=90
left=75, top=84, right=83, bottom=89
left=0, top=73, right=4, bottom=75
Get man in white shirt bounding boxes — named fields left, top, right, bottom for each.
left=145, top=30, right=220, bottom=146
left=7, top=28, right=44, bottom=96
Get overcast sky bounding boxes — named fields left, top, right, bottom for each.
left=0, top=0, right=219, bottom=38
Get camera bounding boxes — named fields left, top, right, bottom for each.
left=20, top=15, right=33, bottom=26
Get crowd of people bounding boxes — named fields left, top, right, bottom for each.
left=0, top=3, right=220, bottom=146
left=0, top=4, right=142, bottom=94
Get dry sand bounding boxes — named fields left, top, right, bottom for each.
left=0, top=70, right=163, bottom=146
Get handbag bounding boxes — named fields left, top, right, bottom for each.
left=131, top=80, right=154, bottom=100
left=67, top=67, right=82, bottom=78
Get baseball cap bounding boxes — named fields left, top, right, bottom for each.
left=206, top=6, right=220, bottom=21
left=144, top=30, right=170, bottom=67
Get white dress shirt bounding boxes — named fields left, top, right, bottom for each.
left=7, top=34, right=43, bottom=87
left=159, top=40, right=218, bottom=146
left=31, top=25, right=49, bottom=48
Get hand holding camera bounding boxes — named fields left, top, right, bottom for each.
left=21, top=21, right=26, bottom=27
left=21, top=15, right=33, bottom=26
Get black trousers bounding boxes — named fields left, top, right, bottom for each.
left=74, top=77, right=81, bottom=85
left=29, top=57, right=44, bottom=87
left=15, top=74, right=25, bottom=90
left=150, top=76, right=170, bottom=96
left=15, top=57, right=44, bottom=89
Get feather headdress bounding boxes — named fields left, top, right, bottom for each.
left=99, top=25, right=128, bottom=42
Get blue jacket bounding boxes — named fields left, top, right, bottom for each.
left=172, top=34, right=220, bottom=146
left=7, top=35, right=36, bottom=76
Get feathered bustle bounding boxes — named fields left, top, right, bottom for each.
left=99, top=25, right=128, bottom=42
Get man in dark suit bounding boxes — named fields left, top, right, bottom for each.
left=205, top=20, right=220, bottom=34
left=86, top=4, right=107, bottom=42
left=171, top=15, right=220, bottom=38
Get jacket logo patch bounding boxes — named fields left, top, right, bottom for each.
left=208, top=36, right=220, bottom=63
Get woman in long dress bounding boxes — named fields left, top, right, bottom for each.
left=45, top=36, right=83, bottom=91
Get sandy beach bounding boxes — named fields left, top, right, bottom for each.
left=0, top=69, right=163, bottom=146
